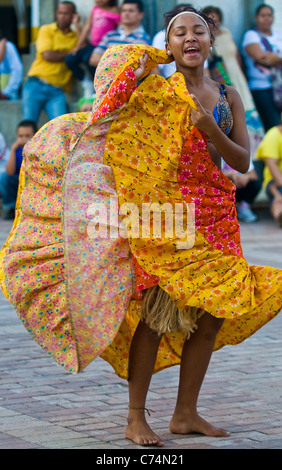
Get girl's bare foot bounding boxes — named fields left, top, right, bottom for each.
left=126, top=409, right=164, bottom=447
left=169, top=410, right=230, bottom=437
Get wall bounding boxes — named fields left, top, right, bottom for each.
left=72, top=0, right=93, bottom=23
left=267, top=0, right=282, bottom=30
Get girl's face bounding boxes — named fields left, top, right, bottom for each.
left=166, top=14, right=212, bottom=70
left=255, top=6, right=274, bottom=31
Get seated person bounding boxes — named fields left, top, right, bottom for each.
left=0, top=120, right=37, bottom=220
left=65, top=0, right=120, bottom=93
left=89, top=0, right=150, bottom=68
left=0, top=30, right=23, bottom=100
left=21, top=2, right=78, bottom=124
left=256, top=123, right=282, bottom=227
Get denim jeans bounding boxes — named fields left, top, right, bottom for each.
left=22, top=77, right=68, bottom=123
left=0, top=172, right=19, bottom=210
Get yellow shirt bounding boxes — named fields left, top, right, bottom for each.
left=256, top=126, right=282, bottom=189
left=28, top=22, right=77, bottom=92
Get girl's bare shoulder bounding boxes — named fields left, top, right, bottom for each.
left=223, top=84, right=241, bottom=104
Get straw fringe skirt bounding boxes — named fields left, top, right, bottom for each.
left=141, top=285, right=205, bottom=336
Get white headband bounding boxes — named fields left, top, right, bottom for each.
left=166, top=11, right=211, bottom=41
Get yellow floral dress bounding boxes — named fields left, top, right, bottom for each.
left=0, top=45, right=281, bottom=379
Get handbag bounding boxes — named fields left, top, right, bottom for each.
left=208, top=51, right=232, bottom=86
left=258, top=33, right=282, bottom=110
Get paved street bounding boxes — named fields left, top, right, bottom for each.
left=0, top=210, right=282, bottom=450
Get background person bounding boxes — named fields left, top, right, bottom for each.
left=21, top=2, right=78, bottom=124
left=65, top=0, right=120, bottom=96
left=89, top=0, right=150, bottom=69
left=241, top=4, right=282, bottom=132
left=0, top=120, right=37, bottom=220
left=0, top=30, right=23, bottom=100
left=256, top=121, right=282, bottom=227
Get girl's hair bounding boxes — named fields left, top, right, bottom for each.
left=255, top=4, right=274, bottom=16
left=201, top=6, right=223, bottom=23
left=164, top=5, right=215, bottom=40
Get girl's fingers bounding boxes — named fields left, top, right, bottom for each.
left=140, top=53, right=148, bottom=66
left=190, top=94, right=203, bottom=111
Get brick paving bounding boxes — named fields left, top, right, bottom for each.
left=0, top=210, right=282, bottom=450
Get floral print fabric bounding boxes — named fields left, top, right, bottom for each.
left=98, top=64, right=282, bottom=378
left=0, top=44, right=281, bottom=378
left=0, top=114, right=88, bottom=372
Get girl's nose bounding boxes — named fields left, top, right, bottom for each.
left=184, top=32, right=196, bottom=41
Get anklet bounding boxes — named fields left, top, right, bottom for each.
left=128, top=406, right=156, bottom=416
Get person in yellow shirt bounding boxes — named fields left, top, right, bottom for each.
left=256, top=122, right=282, bottom=227
left=22, top=1, right=78, bottom=124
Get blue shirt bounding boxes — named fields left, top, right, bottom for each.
left=0, top=41, right=23, bottom=99
left=15, top=147, right=23, bottom=175
left=94, top=25, right=151, bottom=56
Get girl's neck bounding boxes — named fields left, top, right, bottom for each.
left=178, top=68, right=205, bottom=89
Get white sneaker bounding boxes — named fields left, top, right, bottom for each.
left=237, top=201, right=258, bottom=223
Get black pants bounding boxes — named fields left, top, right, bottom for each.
left=251, top=88, right=281, bottom=132
left=236, top=179, right=262, bottom=205
left=65, top=44, right=96, bottom=81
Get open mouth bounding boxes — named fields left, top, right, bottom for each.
left=184, top=47, right=200, bottom=56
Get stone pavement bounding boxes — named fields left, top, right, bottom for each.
left=0, top=210, right=282, bottom=450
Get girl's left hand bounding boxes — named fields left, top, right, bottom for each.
left=134, top=53, right=148, bottom=81
left=190, top=94, right=216, bottom=135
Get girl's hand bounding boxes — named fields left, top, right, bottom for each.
left=189, top=94, right=217, bottom=135
left=134, top=53, right=148, bottom=81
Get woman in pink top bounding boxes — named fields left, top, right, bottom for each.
left=91, top=1, right=121, bottom=46
left=65, top=0, right=120, bottom=85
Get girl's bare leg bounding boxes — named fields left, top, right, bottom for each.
left=126, top=320, right=164, bottom=446
left=169, top=312, right=230, bottom=437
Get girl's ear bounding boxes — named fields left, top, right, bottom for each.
left=165, top=43, right=172, bottom=56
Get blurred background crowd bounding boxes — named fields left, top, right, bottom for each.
left=0, top=0, right=282, bottom=227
